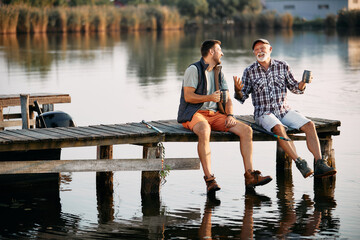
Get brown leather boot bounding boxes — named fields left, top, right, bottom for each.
left=204, top=175, right=221, bottom=195
left=244, top=170, right=272, bottom=188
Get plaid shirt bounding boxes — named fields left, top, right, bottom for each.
left=235, top=59, right=304, bottom=119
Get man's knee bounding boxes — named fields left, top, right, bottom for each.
left=272, top=124, right=285, bottom=134
left=193, top=121, right=211, bottom=138
left=242, top=124, right=253, bottom=137
left=301, top=121, right=316, bottom=133
left=233, top=122, right=252, bottom=138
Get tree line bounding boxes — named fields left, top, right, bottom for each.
left=0, top=0, right=359, bottom=34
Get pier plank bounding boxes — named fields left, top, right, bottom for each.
left=89, top=125, right=130, bottom=135
left=0, top=158, right=200, bottom=174
left=0, top=130, right=39, bottom=141
left=0, top=115, right=340, bottom=153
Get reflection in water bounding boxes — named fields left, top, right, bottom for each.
left=0, top=177, right=68, bottom=239
left=198, top=196, right=221, bottom=240
left=196, top=173, right=339, bottom=239
left=1, top=29, right=357, bottom=238
left=0, top=169, right=341, bottom=238
left=275, top=171, right=339, bottom=238
left=1, top=29, right=359, bottom=88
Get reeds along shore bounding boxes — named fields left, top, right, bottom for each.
left=0, top=5, right=359, bottom=34
left=0, top=5, right=184, bottom=34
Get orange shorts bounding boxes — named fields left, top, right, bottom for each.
left=182, top=110, right=230, bottom=132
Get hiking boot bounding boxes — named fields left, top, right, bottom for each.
left=295, top=157, right=313, bottom=178
left=204, top=175, right=221, bottom=195
left=314, top=158, right=337, bottom=178
left=244, top=170, right=272, bottom=188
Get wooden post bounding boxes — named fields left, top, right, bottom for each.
left=141, top=143, right=161, bottom=196
left=319, top=135, right=335, bottom=168
left=0, top=107, right=3, bottom=130
left=20, top=94, right=30, bottom=129
left=96, top=145, right=114, bottom=223
left=276, top=141, right=292, bottom=171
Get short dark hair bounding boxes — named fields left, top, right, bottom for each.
left=201, top=40, right=221, bottom=57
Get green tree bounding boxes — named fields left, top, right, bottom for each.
left=206, top=0, right=261, bottom=19
left=176, top=0, right=208, bottom=17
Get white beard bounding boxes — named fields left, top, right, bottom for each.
left=256, top=52, right=270, bottom=62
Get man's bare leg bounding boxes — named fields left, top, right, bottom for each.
left=229, top=122, right=253, bottom=171
left=230, top=121, right=272, bottom=188
left=192, top=121, right=212, bottom=178
left=272, top=124, right=298, bottom=160
left=300, top=121, right=322, bottom=161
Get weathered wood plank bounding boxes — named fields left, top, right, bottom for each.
left=44, top=127, right=89, bottom=139
left=0, top=158, right=200, bottom=174
left=89, top=125, right=130, bottom=135
left=2, top=113, right=22, bottom=119
left=0, top=116, right=341, bottom=152
left=20, top=94, right=30, bottom=129
left=0, top=134, right=164, bottom=152
left=6, top=128, right=58, bottom=141
left=0, top=93, right=71, bottom=107
left=112, top=124, right=153, bottom=135
left=57, top=126, right=110, bottom=139
left=98, top=124, right=145, bottom=135
left=124, top=122, right=159, bottom=134
left=0, top=130, right=39, bottom=141
left=0, top=119, right=36, bottom=128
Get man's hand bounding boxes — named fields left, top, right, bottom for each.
left=225, top=115, right=237, bottom=128
left=210, top=90, right=221, bottom=102
left=233, top=76, right=244, bottom=92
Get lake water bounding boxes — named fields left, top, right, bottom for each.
left=0, top=28, right=359, bottom=239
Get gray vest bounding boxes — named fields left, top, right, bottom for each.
left=177, top=58, right=222, bottom=123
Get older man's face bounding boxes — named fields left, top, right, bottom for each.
left=253, top=42, right=272, bottom=63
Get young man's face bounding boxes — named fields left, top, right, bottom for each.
left=211, top=44, right=224, bottom=65
left=253, top=42, right=272, bottom=63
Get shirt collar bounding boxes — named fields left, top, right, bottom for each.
left=256, top=58, right=276, bottom=70
left=200, top=57, right=209, bottom=70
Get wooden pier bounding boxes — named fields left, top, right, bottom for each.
left=0, top=113, right=340, bottom=195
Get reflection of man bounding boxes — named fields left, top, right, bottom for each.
left=234, top=39, right=336, bottom=179
left=177, top=40, right=272, bottom=195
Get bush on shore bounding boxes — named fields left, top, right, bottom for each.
left=0, top=4, right=359, bottom=34
left=0, top=4, right=184, bottom=34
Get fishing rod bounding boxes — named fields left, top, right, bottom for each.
left=141, top=120, right=163, bottom=134
left=249, top=123, right=291, bottom=141
left=237, top=118, right=291, bottom=141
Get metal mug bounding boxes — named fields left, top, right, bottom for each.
left=302, top=70, right=312, bottom=83
left=220, top=89, right=228, bottom=104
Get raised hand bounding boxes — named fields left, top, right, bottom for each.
left=233, top=76, right=244, bottom=92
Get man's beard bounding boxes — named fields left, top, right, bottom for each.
left=256, top=51, right=270, bottom=62
left=214, top=56, right=222, bottom=65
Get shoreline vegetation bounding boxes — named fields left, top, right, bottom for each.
left=0, top=4, right=359, bottom=34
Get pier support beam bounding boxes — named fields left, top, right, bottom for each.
left=276, top=141, right=292, bottom=171
left=96, top=145, right=114, bottom=223
left=319, top=135, right=335, bottom=168
left=141, top=143, right=161, bottom=196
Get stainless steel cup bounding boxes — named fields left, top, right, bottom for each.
left=220, top=90, right=228, bottom=103
left=302, top=70, right=313, bottom=83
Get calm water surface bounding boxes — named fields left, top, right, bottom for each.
left=0, top=29, right=359, bottom=239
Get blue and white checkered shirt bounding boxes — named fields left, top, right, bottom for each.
left=235, top=59, right=304, bottom=119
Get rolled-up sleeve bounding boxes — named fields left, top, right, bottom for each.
left=235, top=68, right=251, bottom=104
